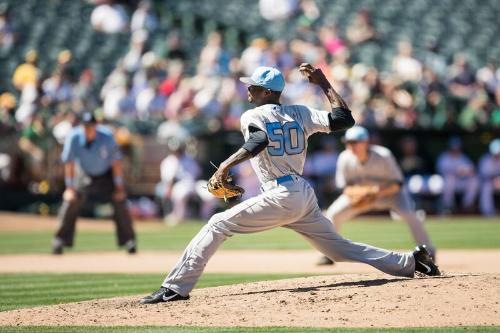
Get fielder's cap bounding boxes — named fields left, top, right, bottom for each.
left=81, top=112, right=96, bottom=124
left=239, top=66, right=285, bottom=92
left=489, top=138, right=500, bottom=155
left=344, top=126, right=369, bottom=142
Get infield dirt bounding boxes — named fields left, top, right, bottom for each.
left=1, top=213, right=500, bottom=328
left=1, top=273, right=499, bottom=328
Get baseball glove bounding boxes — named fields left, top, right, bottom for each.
left=207, top=174, right=245, bottom=201
left=344, top=185, right=379, bottom=208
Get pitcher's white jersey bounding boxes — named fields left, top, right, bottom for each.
left=240, top=104, right=332, bottom=184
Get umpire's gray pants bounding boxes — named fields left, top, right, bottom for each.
left=162, top=176, right=415, bottom=297
left=54, top=170, right=135, bottom=248
left=325, top=189, right=435, bottom=258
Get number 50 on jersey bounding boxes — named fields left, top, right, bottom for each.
left=266, top=121, right=305, bottom=156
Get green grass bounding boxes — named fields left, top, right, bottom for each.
left=0, top=273, right=314, bottom=312
left=0, top=218, right=499, bottom=254
left=0, top=326, right=498, bottom=332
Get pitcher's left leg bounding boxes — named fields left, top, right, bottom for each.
left=390, top=190, right=435, bottom=258
left=287, top=210, right=415, bottom=277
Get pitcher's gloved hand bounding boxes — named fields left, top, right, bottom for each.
left=207, top=174, right=244, bottom=202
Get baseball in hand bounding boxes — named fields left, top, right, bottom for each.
left=298, top=63, right=326, bottom=85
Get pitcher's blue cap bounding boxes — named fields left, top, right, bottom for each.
left=344, top=126, right=369, bottom=142
left=490, top=138, right=500, bottom=155
left=240, top=66, right=285, bottom=92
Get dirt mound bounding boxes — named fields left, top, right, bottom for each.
left=1, top=273, right=499, bottom=328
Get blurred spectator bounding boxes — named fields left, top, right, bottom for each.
left=18, top=115, right=50, bottom=181
left=197, top=31, right=230, bottom=76
left=319, top=24, right=347, bottom=57
left=0, top=92, right=16, bottom=128
left=90, top=0, right=128, bottom=34
left=156, top=121, right=191, bottom=145
left=123, top=30, right=148, bottom=73
left=297, top=0, right=320, bottom=27
left=102, top=73, right=136, bottom=121
left=421, top=67, right=448, bottom=129
left=135, top=79, right=166, bottom=121
left=421, top=40, right=447, bottom=79
left=398, top=136, right=429, bottom=177
left=159, top=61, right=184, bottom=98
left=42, top=70, right=74, bottom=105
left=240, top=38, right=270, bottom=76
left=15, top=78, right=47, bottom=126
left=270, top=39, right=295, bottom=71
left=72, top=69, right=98, bottom=113
left=476, top=62, right=500, bottom=127
left=219, top=74, right=248, bottom=131
left=447, top=54, right=476, bottom=111
left=156, top=31, right=187, bottom=62
left=130, top=0, right=157, bottom=33
left=346, top=9, right=378, bottom=45
left=458, top=91, right=489, bottom=130
left=12, top=50, right=39, bottom=91
left=392, top=41, right=422, bottom=82
left=156, top=139, right=217, bottom=225
left=0, top=7, right=15, bottom=55
left=436, top=137, right=479, bottom=214
left=478, top=139, right=500, bottom=216
left=259, top=0, right=299, bottom=21
left=163, top=77, right=200, bottom=121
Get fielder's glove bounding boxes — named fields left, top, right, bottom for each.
left=207, top=174, right=245, bottom=202
left=344, top=185, right=379, bottom=208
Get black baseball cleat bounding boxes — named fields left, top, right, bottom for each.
left=316, top=255, right=335, bottom=266
left=140, top=287, right=189, bottom=304
left=413, top=245, right=441, bottom=276
left=52, top=245, right=63, bottom=255
left=124, top=240, right=137, bottom=254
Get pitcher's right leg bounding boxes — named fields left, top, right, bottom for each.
left=160, top=188, right=296, bottom=297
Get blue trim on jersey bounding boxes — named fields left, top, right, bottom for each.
left=265, top=121, right=305, bottom=156
left=265, top=122, right=285, bottom=156
left=276, top=175, right=293, bottom=184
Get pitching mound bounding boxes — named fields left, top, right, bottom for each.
left=1, top=273, right=499, bottom=328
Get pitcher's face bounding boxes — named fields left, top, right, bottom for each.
left=247, top=85, right=270, bottom=104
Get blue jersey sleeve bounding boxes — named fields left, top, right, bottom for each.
left=110, top=137, right=122, bottom=161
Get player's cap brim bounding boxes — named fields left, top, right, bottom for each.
left=342, top=137, right=368, bottom=143
left=239, top=77, right=260, bottom=86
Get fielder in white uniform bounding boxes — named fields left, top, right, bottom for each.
left=318, top=126, right=435, bottom=265
left=436, top=137, right=479, bottom=214
left=140, top=64, right=440, bottom=304
left=478, top=139, right=500, bottom=216
left=157, top=144, right=217, bottom=225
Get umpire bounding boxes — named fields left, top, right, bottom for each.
left=52, top=112, right=136, bottom=254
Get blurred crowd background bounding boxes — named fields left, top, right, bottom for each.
left=0, top=0, right=499, bottom=217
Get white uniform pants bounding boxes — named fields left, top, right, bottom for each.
left=442, top=175, right=479, bottom=210
left=162, top=176, right=415, bottom=296
left=326, top=189, right=435, bottom=258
